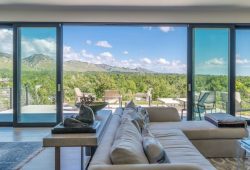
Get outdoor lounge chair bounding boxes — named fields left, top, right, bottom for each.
left=201, top=91, right=216, bottom=113
left=193, top=91, right=210, bottom=120
left=103, top=90, right=122, bottom=107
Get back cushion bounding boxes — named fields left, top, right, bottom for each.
left=110, top=118, right=149, bottom=164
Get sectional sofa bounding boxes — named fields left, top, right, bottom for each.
left=89, top=107, right=248, bottom=170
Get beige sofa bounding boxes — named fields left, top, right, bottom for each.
left=89, top=107, right=248, bottom=170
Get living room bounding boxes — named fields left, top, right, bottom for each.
left=0, top=0, right=250, bottom=170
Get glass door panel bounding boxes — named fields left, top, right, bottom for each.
left=236, top=29, right=250, bottom=121
left=192, top=28, right=230, bottom=120
left=0, top=28, right=13, bottom=123
left=18, top=27, right=57, bottom=123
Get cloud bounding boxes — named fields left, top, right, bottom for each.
left=63, top=45, right=187, bottom=74
left=156, top=58, right=170, bottom=65
left=205, top=57, right=224, bottom=65
left=96, top=41, right=112, bottom=48
left=0, top=29, right=13, bottom=54
left=159, top=27, right=174, bottom=33
left=81, top=49, right=94, bottom=59
left=86, top=40, right=92, bottom=45
left=21, top=38, right=56, bottom=58
left=100, top=52, right=114, bottom=61
left=141, top=58, right=152, bottom=64
left=236, top=54, right=250, bottom=64
left=123, top=51, right=129, bottom=55
left=63, top=45, right=81, bottom=61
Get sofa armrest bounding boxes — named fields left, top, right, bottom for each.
left=146, top=107, right=181, bottom=122
left=89, top=164, right=204, bottom=170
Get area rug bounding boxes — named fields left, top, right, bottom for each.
left=0, top=142, right=43, bottom=170
left=209, top=158, right=250, bottom=170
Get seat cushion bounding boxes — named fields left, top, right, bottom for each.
left=110, top=118, right=149, bottom=164
left=151, top=129, right=215, bottom=170
left=149, top=121, right=248, bottom=140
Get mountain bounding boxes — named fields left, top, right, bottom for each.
left=0, top=52, right=12, bottom=69
left=64, top=60, right=154, bottom=73
left=0, top=52, right=155, bottom=73
left=23, top=54, right=55, bottom=70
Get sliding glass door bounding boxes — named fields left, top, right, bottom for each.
left=192, top=27, right=230, bottom=120
left=0, top=27, right=13, bottom=124
left=235, top=28, right=250, bottom=121
left=16, top=26, right=61, bottom=124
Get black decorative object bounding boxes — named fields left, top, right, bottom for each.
left=52, top=94, right=107, bottom=134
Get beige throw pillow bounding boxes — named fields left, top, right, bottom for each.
left=142, top=128, right=170, bottom=164
left=110, top=118, right=149, bottom=164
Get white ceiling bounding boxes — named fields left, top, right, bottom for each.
left=0, top=0, right=249, bottom=7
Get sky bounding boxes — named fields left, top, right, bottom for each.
left=63, top=25, right=187, bottom=74
left=0, top=26, right=250, bottom=75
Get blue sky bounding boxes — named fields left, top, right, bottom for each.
left=63, top=25, right=187, bottom=73
left=194, top=28, right=229, bottom=75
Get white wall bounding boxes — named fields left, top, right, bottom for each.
left=0, top=6, right=249, bottom=23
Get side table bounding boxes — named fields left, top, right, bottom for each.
left=43, top=110, right=112, bottom=170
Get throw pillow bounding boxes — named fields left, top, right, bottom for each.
left=142, top=128, right=170, bottom=164
left=110, top=118, right=148, bottom=164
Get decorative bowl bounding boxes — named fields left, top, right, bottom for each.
left=87, top=102, right=109, bottom=113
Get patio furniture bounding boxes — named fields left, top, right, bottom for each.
left=193, top=92, right=210, bottom=120
left=134, top=88, right=152, bottom=106
left=103, top=90, right=122, bottom=107
left=221, top=91, right=250, bottom=114
left=176, top=98, right=187, bottom=119
left=203, top=91, right=216, bottom=113
left=157, top=98, right=180, bottom=107
left=74, top=88, right=95, bottom=104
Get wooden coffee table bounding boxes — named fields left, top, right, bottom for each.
left=43, top=110, right=112, bottom=170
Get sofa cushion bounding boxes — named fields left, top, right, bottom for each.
left=151, top=129, right=215, bottom=170
left=149, top=121, right=248, bottom=140
left=142, top=128, right=170, bottom=164
left=204, top=113, right=247, bottom=128
left=146, top=107, right=181, bottom=122
left=110, top=118, right=148, bottom=164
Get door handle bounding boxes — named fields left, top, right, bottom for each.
left=57, top=84, right=61, bottom=92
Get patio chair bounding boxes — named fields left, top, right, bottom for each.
left=134, top=88, right=153, bottom=106
left=201, top=91, right=216, bottom=113
left=235, top=92, right=250, bottom=115
left=193, top=91, right=210, bottom=120
left=74, top=88, right=95, bottom=105
left=103, top=90, right=122, bottom=107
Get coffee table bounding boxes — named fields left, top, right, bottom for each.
left=237, top=138, right=250, bottom=169
left=43, top=110, right=112, bottom=170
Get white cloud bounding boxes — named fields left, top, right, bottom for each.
left=86, top=40, right=92, bottom=45
left=21, top=38, right=56, bottom=58
left=156, top=58, right=170, bottom=65
left=0, top=29, right=13, bottom=54
left=236, top=54, right=250, bottom=64
left=63, top=45, right=81, bottom=61
left=100, top=52, right=115, bottom=61
left=159, top=27, right=174, bottom=33
left=96, top=41, right=112, bottom=48
left=141, top=58, right=152, bottom=64
left=123, top=51, right=129, bottom=55
left=205, top=57, right=224, bottom=65
left=62, top=45, right=187, bottom=74
left=81, top=49, right=94, bottom=59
